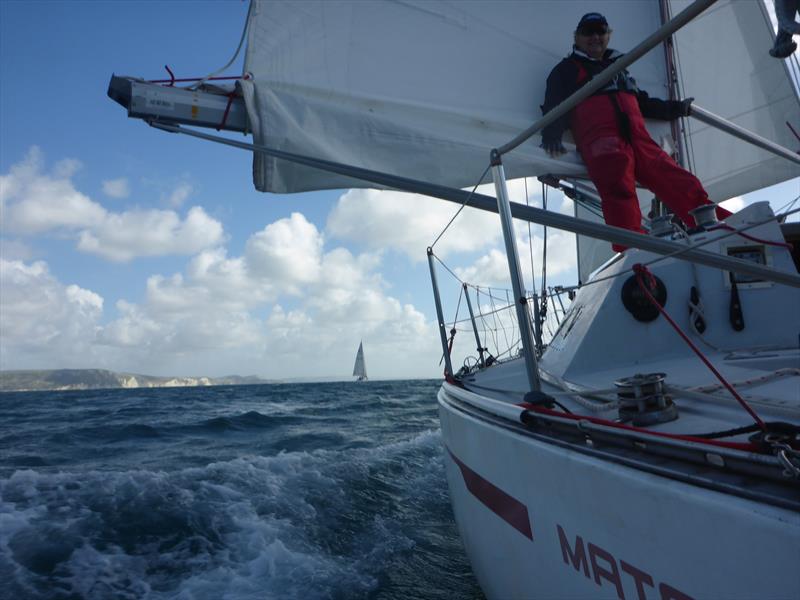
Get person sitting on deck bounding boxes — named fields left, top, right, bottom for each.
left=540, top=12, right=731, bottom=252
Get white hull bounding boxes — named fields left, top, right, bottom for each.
left=439, top=383, right=800, bottom=600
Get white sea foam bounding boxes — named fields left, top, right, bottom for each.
left=0, top=426, right=448, bottom=599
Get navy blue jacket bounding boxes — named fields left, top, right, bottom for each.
left=540, top=48, right=685, bottom=144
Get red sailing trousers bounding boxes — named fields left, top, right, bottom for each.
left=572, top=93, right=731, bottom=252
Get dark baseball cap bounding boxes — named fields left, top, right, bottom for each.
left=576, top=13, right=609, bottom=31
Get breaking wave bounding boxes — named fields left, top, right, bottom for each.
left=0, top=381, right=481, bottom=599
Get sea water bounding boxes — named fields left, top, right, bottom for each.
left=0, top=380, right=484, bottom=599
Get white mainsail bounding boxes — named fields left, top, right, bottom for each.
left=240, top=0, right=798, bottom=201
left=352, top=341, right=367, bottom=380
left=240, top=0, right=670, bottom=193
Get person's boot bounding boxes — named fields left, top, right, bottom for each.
left=770, top=29, right=797, bottom=58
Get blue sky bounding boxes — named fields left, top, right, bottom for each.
left=1, top=1, right=798, bottom=381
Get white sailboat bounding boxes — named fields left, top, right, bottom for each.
left=353, top=341, right=368, bottom=382
left=108, top=1, right=800, bottom=598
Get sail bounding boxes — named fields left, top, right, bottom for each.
left=240, top=0, right=672, bottom=193
left=352, top=342, right=367, bottom=379
left=668, top=0, right=800, bottom=202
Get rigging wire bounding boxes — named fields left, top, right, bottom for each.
left=524, top=177, right=538, bottom=298
left=431, top=253, right=517, bottom=296
left=190, top=1, right=254, bottom=90
left=448, top=301, right=516, bottom=327
left=540, top=181, right=548, bottom=323
left=502, top=290, right=513, bottom=351
left=487, top=288, right=504, bottom=355
left=668, top=9, right=697, bottom=175
left=475, top=287, right=495, bottom=358
left=441, top=286, right=464, bottom=367
left=776, top=192, right=800, bottom=217
left=430, top=164, right=491, bottom=250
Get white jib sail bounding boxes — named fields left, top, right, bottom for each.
left=353, top=342, right=367, bottom=379
left=668, top=0, right=800, bottom=202
left=240, top=0, right=672, bottom=193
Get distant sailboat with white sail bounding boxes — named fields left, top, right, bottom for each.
left=352, top=341, right=367, bottom=382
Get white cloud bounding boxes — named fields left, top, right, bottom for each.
left=1, top=154, right=470, bottom=378
left=102, top=177, right=130, bottom=199
left=165, top=182, right=192, bottom=207
left=0, top=258, right=105, bottom=370
left=327, top=188, right=502, bottom=261
left=0, top=238, right=34, bottom=261
left=454, top=248, right=511, bottom=286
left=53, top=158, right=82, bottom=179
left=92, top=211, right=439, bottom=379
left=452, top=222, right=577, bottom=289
left=1, top=149, right=224, bottom=262
left=77, top=206, right=224, bottom=262
left=245, top=212, right=323, bottom=290
left=1, top=147, right=106, bottom=233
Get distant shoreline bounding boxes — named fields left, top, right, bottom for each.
left=0, top=369, right=275, bottom=393
left=0, top=369, right=413, bottom=392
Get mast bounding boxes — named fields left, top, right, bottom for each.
left=659, top=0, right=688, bottom=170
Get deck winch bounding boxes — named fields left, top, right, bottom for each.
left=614, top=372, right=678, bottom=425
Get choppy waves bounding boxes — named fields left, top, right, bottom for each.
left=0, top=381, right=482, bottom=599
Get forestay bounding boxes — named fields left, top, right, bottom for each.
left=240, top=0, right=670, bottom=193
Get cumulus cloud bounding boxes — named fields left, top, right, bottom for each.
left=77, top=206, right=224, bottom=262
left=165, top=182, right=192, bottom=207
left=102, top=177, right=130, bottom=199
left=1, top=148, right=224, bottom=262
left=452, top=227, right=577, bottom=288
left=94, top=212, right=439, bottom=378
left=0, top=238, right=34, bottom=261
left=0, top=258, right=105, bottom=370
left=327, top=188, right=503, bottom=261
left=1, top=147, right=105, bottom=233
left=246, top=212, right=323, bottom=289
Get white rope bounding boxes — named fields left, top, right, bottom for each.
left=539, top=370, right=620, bottom=412
left=689, top=367, right=800, bottom=393
left=190, top=1, right=254, bottom=90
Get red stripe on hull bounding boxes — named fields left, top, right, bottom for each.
left=448, top=448, right=533, bottom=540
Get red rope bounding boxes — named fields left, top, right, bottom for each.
left=632, top=263, right=767, bottom=431
left=518, top=402, right=759, bottom=452
left=787, top=120, right=800, bottom=146
left=218, top=92, right=237, bottom=131
left=149, top=74, right=245, bottom=84
left=707, top=223, right=793, bottom=250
